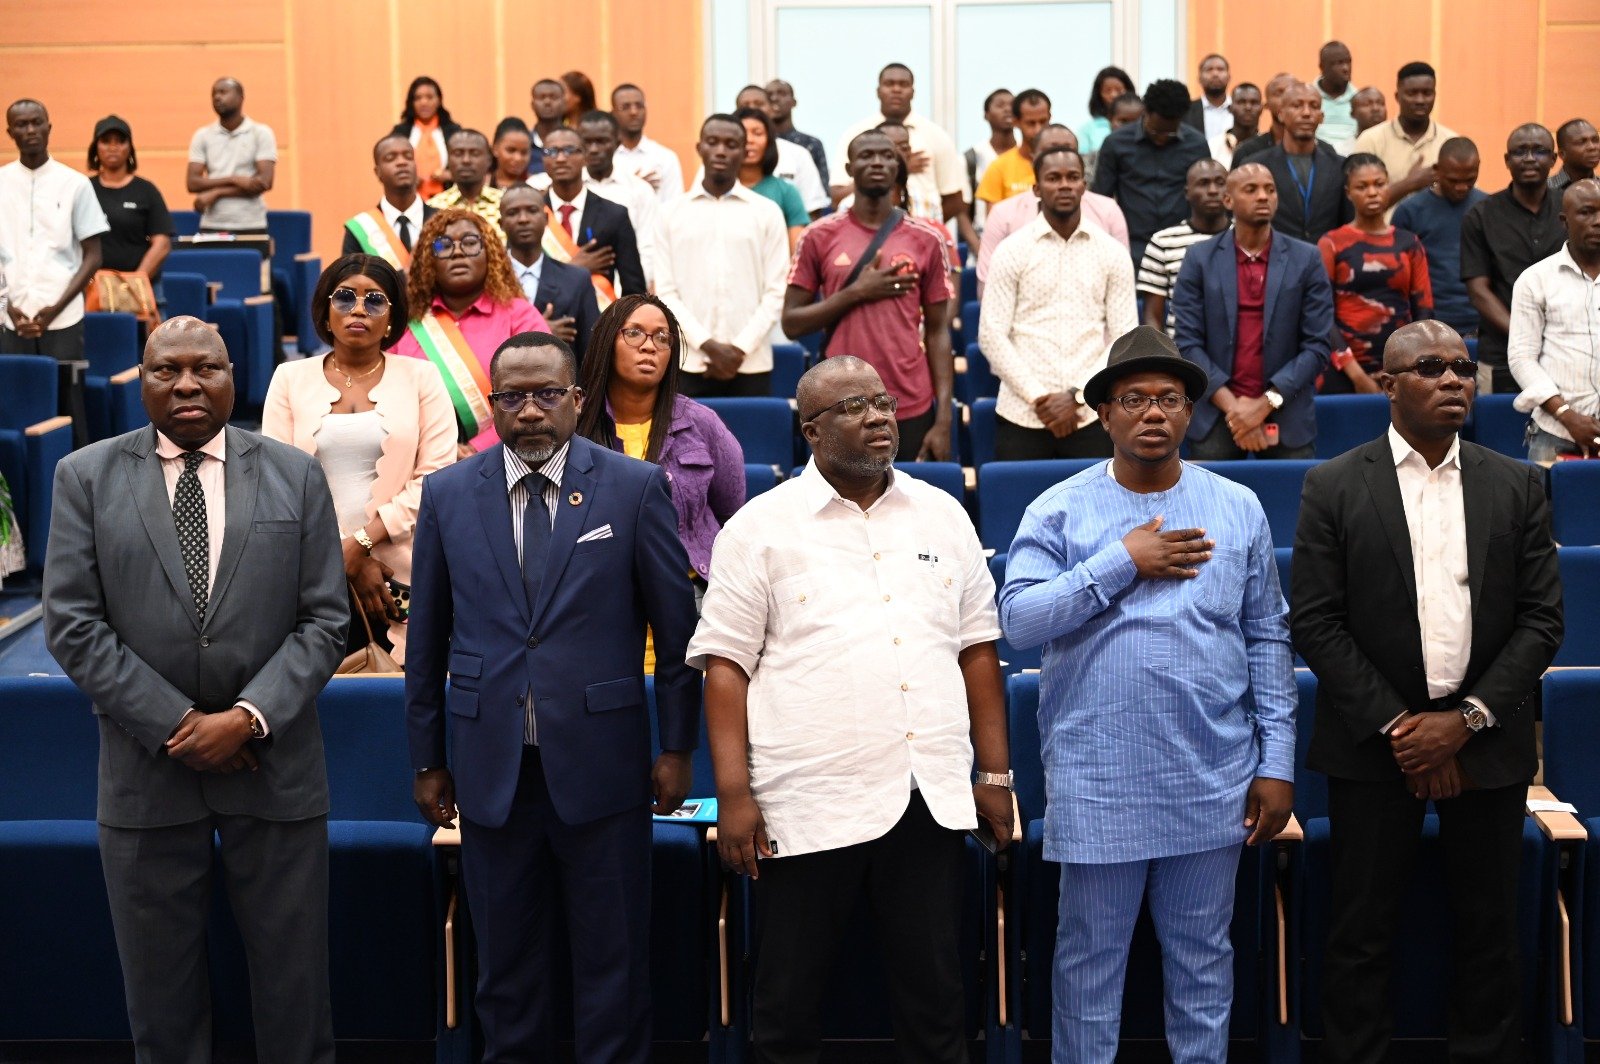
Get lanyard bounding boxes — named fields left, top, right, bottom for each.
left=1287, top=154, right=1317, bottom=222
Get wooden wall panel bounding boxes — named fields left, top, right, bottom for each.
left=1439, top=0, right=1540, bottom=189
left=1544, top=26, right=1600, bottom=130
left=0, top=0, right=282, bottom=45
left=608, top=0, right=705, bottom=171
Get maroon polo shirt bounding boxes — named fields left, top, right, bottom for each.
left=1231, top=234, right=1271, bottom=398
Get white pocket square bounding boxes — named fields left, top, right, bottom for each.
left=576, top=524, right=614, bottom=543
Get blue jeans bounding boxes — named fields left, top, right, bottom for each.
left=1527, top=425, right=1580, bottom=463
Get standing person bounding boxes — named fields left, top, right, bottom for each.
left=1209, top=83, right=1262, bottom=168
left=392, top=76, right=459, bottom=200
left=1392, top=137, right=1487, bottom=339
left=981, top=147, right=1136, bottom=460
left=767, top=79, right=831, bottom=190
left=1078, top=66, right=1136, bottom=154
left=1229, top=73, right=1297, bottom=167
left=1184, top=54, right=1233, bottom=141
left=1, top=98, right=107, bottom=448
left=733, top=107, right=810, bottom=249
left=611, top=83, right=686, bottom=202
left=1508, top=178, right=1600, bottom=461
left=1550, top=119, right=1599, bottom=193
left=489, top=117, right=533, bottom=190
left=999, top=325, right=1296, bottom=1064
left=574, top=111, right=659, bottom=285
left=560, top=71, right=597, bottom=127
left=538, top=127, right=647, bottom=302
left=654, top=114, right=789, bottom=399
left=1092, top=79, right=1213, bottom=265
left=1352, top=62, right=1457, bottom=213
left=262, top=256, right=456, bottom=663
left=501, top=185, right=600, bottom=357
left=1319, top=155, right=1434, bottom=394
left=186, top=78, right=276, bottom=233
left=784, top=129, right=955, bottom=461
left=406, top=331, right=701, bottom=1064
left=427, top=129, right=504, bottom=229
left=88, top=115, right=174, bottom=291
left=528, top=78, right=568, bottom=175
left=967, top=89, right=1015, bottom=217
left=1257, top=82, right=1352, bottom=244
left=1350, top=88, right=1388, bottom=139
left=690, top=354, right=1013, bottom=1064
left=1461, top=123, right=1565, bottom=393
left=341, top=134, right=439, bottom=270
left=974, top=89, right=1054, bottom=208
left=1172, top=163, right=1334, bottom=459
left=1291, top=319, right=1563, bottom=1064
left=1139, top=158, right=1230, bottom=335
left=392, top=209, right=549, bottom=452
left=43, top=316, right=348, bottom=1064
left=1315, top=41, right=1359, bottom=147
left=733, top=86, right=830, bottom=219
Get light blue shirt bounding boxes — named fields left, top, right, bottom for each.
left=1316, top=81, right=1359, bottom=146
left=512, top=254, right=544, bottom=306
left=998, top=461, right=1295, bottom=864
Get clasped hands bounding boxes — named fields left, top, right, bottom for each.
left=166, top=707, right=259, bottom=774
left=1224, top=395, right=1273, bottom=452
left=1390, top=709, right=1472, bottom=800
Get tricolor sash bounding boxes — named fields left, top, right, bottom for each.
left=344, top=210, right=410, bottom=270
left=542, top=207, right=617, bottom=310
left=407, top=312, right=493, bottom=438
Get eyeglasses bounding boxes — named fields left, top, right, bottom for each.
left=1508, top=146, right=1555, bottom=160
left=620, top=325, right=673, bottom=349
left=1392, top=357, right=1478, bottom=380
left=1111, top=393, right=1192, bottom=415
left=487, top=386, right=581, bottom=412
left=801, top=393, right=898, bottom=422
left=329, top=288, right=391, bottom=315
left=542, top=145, right=582, bottom=158
left=432, top=235, right=485, bottom=258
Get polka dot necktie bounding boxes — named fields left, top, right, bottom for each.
left=173, top=451, right=210, bottom=620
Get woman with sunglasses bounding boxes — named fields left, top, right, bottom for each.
left=262, top=255, right=458, bottom=664
left=393, top=208, right=548, bottom=453
left=576, top=295, right=744, bottom=664
left=1319, top=153, right=1434, bottom=394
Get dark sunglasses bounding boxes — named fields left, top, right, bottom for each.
left=1392, top=357, right=1477, bottom=380
left=329, top=288, right=391, bottom=315
left=487, top=386, right=580, bottom=412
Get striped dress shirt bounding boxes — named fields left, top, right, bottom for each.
left=998, top=461, right=1296, bottom=864
left=1507, top=243, right=1600, bottom=440
left=1137, top=222, right=1220, bottom=336
left=503, top=441, right=568, bottom=744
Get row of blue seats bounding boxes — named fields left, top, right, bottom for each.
left=9, top=669, right=1591, bottom=1059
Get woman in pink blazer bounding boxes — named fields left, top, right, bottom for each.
left=263, top=255, right=457, bottom=664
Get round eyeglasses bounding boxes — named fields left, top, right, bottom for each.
left=620, top=326, right=673, bottom=349
left=329, top=288, right=391, bottom=315
left=432, top=235, right=485, bottom=258
left=1111, top=393, right=1192, bottom=415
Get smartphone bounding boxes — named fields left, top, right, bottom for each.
left=1263, top=422, right=1280, bottom=447
left=968, top=821, right=1001, bottom=854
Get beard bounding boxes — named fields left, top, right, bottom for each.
left=816, top=435, right=895, bottom=478
left=511, top=434, right=557, bottom=466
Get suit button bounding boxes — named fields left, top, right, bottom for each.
left=200, top=637, right=211, bottom=648
left=516, top=694, right=525, bottom=706
left=527, top=637, right=539, bottom=649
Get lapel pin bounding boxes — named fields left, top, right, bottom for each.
left=568, top=491, right=583, bottom=506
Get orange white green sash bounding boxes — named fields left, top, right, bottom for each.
left=407, top=312, right=492, bottom=437
left=344, top=210, right=410, bottom=270
left=541, top=207, right=617, bottom=310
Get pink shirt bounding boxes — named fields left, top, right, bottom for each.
left=394, top=292, right=549, bottom=451
left=977, top=191, right=1129, bottom=295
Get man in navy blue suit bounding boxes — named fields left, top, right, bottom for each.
left=501, top=184, right=600, bottom=360
left=405, top=330, right=701, bottom=1063
left=1172, top=161, right=1334, bottom=459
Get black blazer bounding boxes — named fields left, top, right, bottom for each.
left=340, top=203, right=438, bottom=257
left=532, top=255, right=601, bottom=363
left=1258, top=142, right=1353, bottom=244
left=389, top=118, right=462, bottom=143
left=1290, top=436, right=1564, bottom=788
left=1183, top=98, right=1207, bottom=134
left=575, top=191, right=647, bottom=297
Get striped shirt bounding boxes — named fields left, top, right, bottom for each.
left=503, top=440, right=569, bottom=745
left=1137, top=222, right=1220, bottom=336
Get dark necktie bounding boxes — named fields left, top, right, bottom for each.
left=558, top=204, right=577, bottom=239
left=173, top=451, right=210, bottom=620
left=396, top=214, right=413, bottom=251
left=521, top=471, right=552, bottom=610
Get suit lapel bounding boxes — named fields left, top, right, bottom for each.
left=1461, top=445, right=1490, bottom=618
left=475, top=446, right=532, bottom=624
left=126, top=429, right=201, bottom=632
left=531, top=439, right=597, bottom=630
left=533, top=268, right=557, bottom=317
left=1217, top=232, right=1239, bottom=342
left=1361, top=440, right=1419, bottom=608
left=203, top=429, right=259, bottom=629
left=1262, top=234, right=1285, bottom=337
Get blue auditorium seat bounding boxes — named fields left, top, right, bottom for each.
left=1540, top=669, right=1600, bottom=1042
left=977, top=459, right=1104, bottom=551
left=266, top=210, right=323, bottom=354
left=1550, top=461, right=1600, bottom=546
left=1204, top=460, right=1317, bottom=548
left=164, top=247, right=276, bottom=410
left=1467, top=393, right=1528, bottom=459
left=894, top=460, right=967, bottom=508
left=968, top=397, right=997, bottom=467
left=0, top=356, right=73, bottom=569
left=961, top=264, right=978, bottom=304
left=161, top=271, right=209, bottom=321
left=959, top=341, right=999, bottom=406
left=83, top=311, right=145, bottom=440
left=745, top=462, right=779, bottom=498
left=700, top=396, right=794, bottom=470
left=960, top=299, right=982, bottom=353
left=168, top=209, right=201, bottom=236
left=1313, top=394, right=1391, bottom=459
left=770, top=342, right=808, bottom=399
left=1556, top=548, right=1600, bottom=667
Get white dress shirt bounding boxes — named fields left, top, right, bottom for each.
left=652, top=182, right=790, bottom=375
left=544, top=184, right=591, bottom=242
left=687, top=462, right=1001, bottom=858
left=1200, top=98, right=1233, bottom=141
left=0, top=157, right=110, bottom=327
left=378, top=194, right=425, bottom=250
left=615, top=134, right=686, bottom=203
left=511, top=254, right=544, bottom=305
left=978, top=213, right=1139, bottom=429
left=689, top=139, right=829, bottom=216
left=1507, top=243, right=1600, bottom=441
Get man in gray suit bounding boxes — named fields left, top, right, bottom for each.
left=43, top=316, right=348, bottom=1063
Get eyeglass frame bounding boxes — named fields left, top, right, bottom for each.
left=619, top=325, right=674, bottom=350
left=800, top=392, right=899, bottom=422
left=487, top=385, right=583, bottom=413
left=328, top=287, right=392, bottom=315
left=1108, top=393, right=1194, bottom=415
left=1507, top=145, right=1555, bottom=160
left=431, top=234, right=486, bottom=258
left=1390, top=356, right=1478, bottom=380
left=541, top=145, right=583, bottom=158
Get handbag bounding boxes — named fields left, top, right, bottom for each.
left=84, top=269, right=160, bottom=327
left=337, top=585, right=402, bottom=674
left=820, top=208, right=906, bottom=356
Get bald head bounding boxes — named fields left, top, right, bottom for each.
left=142, top=316, right=234, bottom=447
left=145, top=316, right=225, bottom=362
left=1227, top=162, right=1272, bottom=191
left=1382, top=320, right=1466, bottom=373
left=798, top=356, right=876, bottom=420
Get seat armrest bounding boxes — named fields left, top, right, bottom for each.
left=26, top=416, right=72, bottom=437
left=1273, top=813, right=1304, bottom=843
left=432, top=825, right=461, bottom=847
left=109, top=367, right=140, bottom=385
left=295, top=252, right=320, bottom=262
left=1527, top=785, right=1586, bottom=842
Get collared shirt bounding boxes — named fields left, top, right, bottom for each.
left=379, top=195, right=425, bottom=250
left=836, top=110, right=970, bottom=220
left=1392, top=186, right=1489, bottom=330
left=511, top=254, right=544, bottom=305
left=0, top=157, right=110, bottom=328
left=533, top=168, right=659, bottom=283
left=975, top=147, right=1037, bottom=206
left=1200, top=97, right=1234, bottom=141
left=544, top=184, right=590, bottom=243
left=1090, top=121, right=1214, bottom=263
left=426, top=184, right=503, bottom=230
left=1138, top=221, right=1223, bottom=335
left=686, top=462, right=1001, bottom=858
left=998, top=461, right=1296, bottom=863
left=975, top=189, right=1129, bottom=292
left=1508, top=243, right=1600, bottom=440
left=1233, top=234, right=1271, bottom=397
left=979, top=213, right=1137, bottom=429
left=1208, top=128, right=1246, bottom=168
left=689, top=139, right=829, bottom=215
left=615, top=134, right=686, bottom=203
left=779, top=127, right=831, bottom=190
left=1388, top=427, right=1472, bottom=699
left=1461, top=185, right=1566, bottom=365
left=504, top=440, right=569, bottom=745
left=188, top=117, right=278, bottom=230
left=1315, top=82, right=1359, bottom=145
left=1353, top=118, right=1458, bottom=218
left=653, top=181, right=789, bottom=375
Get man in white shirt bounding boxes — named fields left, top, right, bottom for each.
left=186, top=78, right=277, bottom=232
left=835, top=63, right=978, bottom=251
left=340, top=134, right=437, bottom=268
left=1508, top=178, right=1600, bottom=461
left=611, top=83, right=685, bottom=203
left=654, top=115, right=789, bottom=399
left=533, top=111, right=659, bottom=287
left=733, top=85, right=829, bottom=216
left=0, top=98, right=109, bottom=445
left=689, top=354, right=1013, bottom=1064
left=981, top=147, right=1136, bottom=460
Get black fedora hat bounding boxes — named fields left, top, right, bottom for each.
left=1082, top=325, right=1209, bottom=409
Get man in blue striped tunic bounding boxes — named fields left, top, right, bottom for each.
left=999, top=325, right=1297, bottom=1063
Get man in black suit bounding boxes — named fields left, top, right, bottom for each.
left=1252, top=82, right=1350, bottom=243
left=341, top=133, right=437, bottom=269
left=501, top=184, right=600, bottom=359
left=540, top=126, right=646, bottom=297
left=1291, top=319, right=1564, bottom=1064
left=1184, top=53, right=1231, bottom=140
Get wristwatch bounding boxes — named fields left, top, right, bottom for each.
left=1264, top=388, right=1284, bottom=411
left=1460, top=703, right=1490, bottom=733
left=352, top=528, right=375, bottom=553
left=242, top=709, right=266, bottom=739
left=976, top=771, right=1014, bottom=790
left=1068, top=386, right=1083, bottom=405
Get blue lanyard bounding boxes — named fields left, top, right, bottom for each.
left=1287, top=154, right=1317, bottom=221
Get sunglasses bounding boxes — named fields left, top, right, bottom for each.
left=329, top=288, right=391, bottom=315
left=487, top=386, right=580, bottom=412
left=1392, top=357, right=1478, bottom=380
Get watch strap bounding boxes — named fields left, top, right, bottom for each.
left=976, top=770, right=1014, bottom=790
